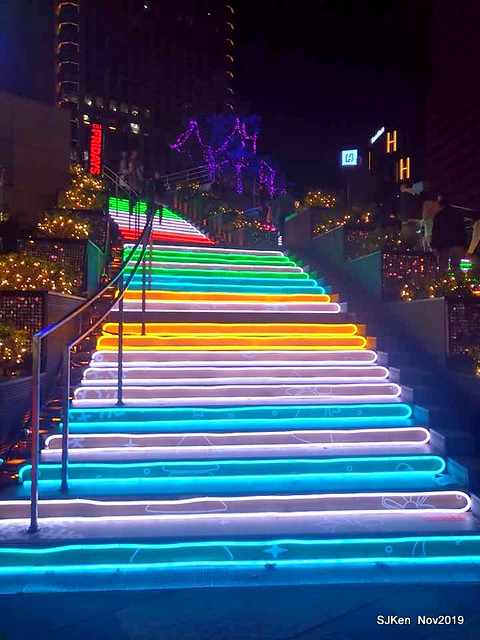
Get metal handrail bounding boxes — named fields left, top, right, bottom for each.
left=28, top=194, right=155, bottom=533
left=158, top=164, right=211, bottom=185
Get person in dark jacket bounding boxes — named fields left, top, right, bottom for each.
left=272, top=189, right=296, bottom=243
left=397, top=182, right=422, bottom=248
left=145, top=171, right=166, bottom=223
left=127, top=150, right=144, bottom=215
left=431, top=199, right=466, bottom=272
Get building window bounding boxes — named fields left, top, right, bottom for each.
left=84, top=95, right=93, bottom=106
left=144, top=108, right=151, bottom=119
left=95, top=96, right=103, bottom=107
left=131, top=106, right=139, bottom=116
left=120, top=103, right=128, bottom=113
left=109, top=100, right=117, bottom=111
left=83, top=114, right=90, bottom=122
left=130, top=123, right=140, bottom=134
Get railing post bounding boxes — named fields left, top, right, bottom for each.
left=141, top=238, right=147, bottom=335
left=148, top=232, right=153, bottom=291
left=28, top=337, right=41, bottom=534
left=61, top=346, right=71, bottom=492
left=117, top=274, right=124, bottom=407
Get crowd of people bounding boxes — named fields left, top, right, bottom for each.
left=397, top=182, right=480, bottom=273
left=118, top=150, right=171, bottom=222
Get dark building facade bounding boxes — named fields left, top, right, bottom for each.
left=0, top=0, right=55, bottom=105
left=427, top=0, right=480, bottom=208
left=0, top=92, right=70, bottom=226
left=55, top=0, right=235, bottom=174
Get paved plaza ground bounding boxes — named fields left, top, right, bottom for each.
left=1, top=582, right=478, bottom=640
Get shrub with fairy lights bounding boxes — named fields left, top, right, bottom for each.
left=304, top=190, right=337, bottom=209
left=59, top=164, right=106, bottom=210
left=0, top=254, right=81, bottom=295
left=0, top=323, right=29, bottom=378
left=400, top=267, right=480, bottom=302
left=37, top=212, right=91, bottom=240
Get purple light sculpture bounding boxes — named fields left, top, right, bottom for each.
left=171, top=118, right=273, bottom=194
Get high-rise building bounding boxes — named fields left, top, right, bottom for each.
left=427, top=0, right=480, bottom=208
left=0, top=0, right=55, bottom=104
left=55, top=0, right=235, bottom=174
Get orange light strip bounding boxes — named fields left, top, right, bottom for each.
left=102, top=323, right=360, bottom=336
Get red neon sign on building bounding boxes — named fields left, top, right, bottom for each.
left=88, top=123, right=103, bottom=175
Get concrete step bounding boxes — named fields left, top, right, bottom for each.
left=401, top=385, right=446, bottom=406
left=429, top=427, right=478, bottom=457
left=377, top=351, right=415, bottom=368
left=389, top=367, right=437, bottom=386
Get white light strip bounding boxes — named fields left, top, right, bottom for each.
left=0, top=492, right=470, bottom=522
left=124, top=244, right=284, bottom=256
left=74, top=382, right=401, bottom=399
left=123, top=261, right=304, bottom=273
left=83, top=365, right=389, bottom=381
left=90, top=350, right=379, bottom=367
left=45, top=427, right=431, bottom=450
left=117, top=302, right=342, bottom=313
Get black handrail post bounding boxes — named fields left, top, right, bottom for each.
left=148, top=232, right=153, bottom=291
left=117, top=273, right=125, bottom=407
left=141, top=239, right=147, bottom=335
left=28, top=336, right=41, bottom=533
left=61, top=346, right=71, bottom=492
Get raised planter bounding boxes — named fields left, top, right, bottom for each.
left=0, top=290, right=84, bottom=372
left=0, top=373, right=49, bottom=449
left=18, top=237, right=105, bottom=295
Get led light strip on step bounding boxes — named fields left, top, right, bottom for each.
left=102, top=322, right=359, bottom=336
left=126, top=261, right=304, bottom=273
left=75, top=382, right=401, bottom=396
left=122, top=291, right=333, bottom=302
left=125, top=244, right=283, bottom=256
left=82, top=364, right=390, bottom=382
left=116, top=304, right=341, bottom=315
left=95, top=336, right=368, bottom=350
left=45, top=426, right=430, bottom=451
left=120, top=230, right=215, bottom=245
left=2, top=536, right=480, bottom=570
left=90, top=350, right=378, bottom=366
left=66, top=404, right=413, bottom=433
left=18, top=455, right=446, bottom=483
left=0, top=491, right=470, bottom=521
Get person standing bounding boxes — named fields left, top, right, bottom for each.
left=272, top=188, right=296, bottom=243
left=397, top=182, right=422, bottom=249
left=421, top=191, right=440, bottom=250
left=118, top=151, right=129, bottom=188
left=145, top=171, right=166, bottom=223
left=127, top=150, right=145, bottom=214
left=466, top=212, right=480, bottom=259
left=431, top=198, right=466, bottom=273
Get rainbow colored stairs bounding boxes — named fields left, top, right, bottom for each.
left=0, top=198, right=479, bottom=588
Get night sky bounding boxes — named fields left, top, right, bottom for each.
left=235, top=0, right=431, bottom=194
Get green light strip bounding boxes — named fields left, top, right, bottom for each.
left=123, top=250, right=294, bottom=265
left=108, top=198, right=182, bottom=219
left=123, top=267, right=310, bottom=280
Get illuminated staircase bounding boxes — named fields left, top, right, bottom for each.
left=0, top=198, right=479, bottom=588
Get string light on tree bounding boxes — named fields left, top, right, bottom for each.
left=0, top=254, right=80, bottom=295
left=37, top=213, right=91, bottom=239
left=0, top=323, right=28, bottom=378
left=61, top=164, right=106, bottom=210
left=304, top=190, right=337, bottom=208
